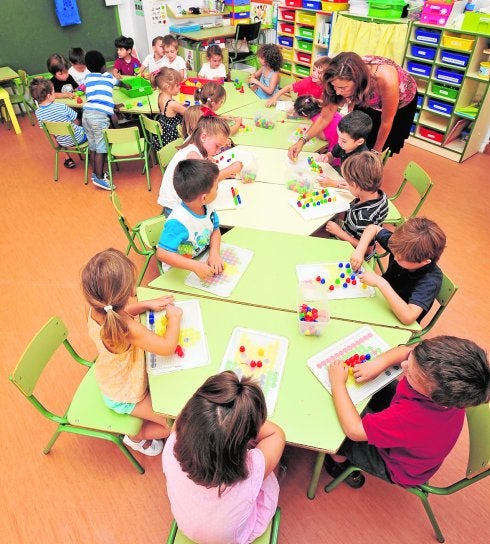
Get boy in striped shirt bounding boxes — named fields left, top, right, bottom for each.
left=82, top=50, right=130, bottom=190
left=30, top=77, right=86, bottom=170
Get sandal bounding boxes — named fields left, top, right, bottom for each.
left=64, top=158, right=76, bottom=169
left=123, top=435, right=164, bottom=457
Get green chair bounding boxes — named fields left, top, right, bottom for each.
left=41, top=120, right=90, bottom=184
left=8, top=316, right=145, bottom=474
left=103, top=126, right=151, bottom=191
left=325, top=404, right=489, bottom=543
left=384, top=161, right=434, bottom=226
left=157, top=138, right=184, bottom=171
left=10, top=69, right=36, bottom=125
left=111, top=191, right=165, bottom=286
left=379, top=147, right=391, bottom=165
left=166, top=507, right=281, bottom=544
left=139, top=114, right=164, bottom=173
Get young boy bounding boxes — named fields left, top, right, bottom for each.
left=30, top=77, right=87, bottom=169
left=318, top=110, right=372, bottom=187
left=350, top=217, right=446, bottom=325
left=325, top=151, right=388, bottom=251
left=156, top=159, right=223, bottom=281
left=266, top=56, right=331, bottom=107
left=140, top=36, right=166, bottom=79
left=326, top=336, right=489, bottom=488
left=68, top=47, right=90, bottom=85
left=161, top=35, right=186, bottom=79
left=113, top=35, right=141, bottom=77
left=82, top=50, right=130, bottom=190
left=47, top=53, right=79, bottom=99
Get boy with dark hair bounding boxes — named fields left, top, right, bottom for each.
left=68, top=47, right=90, bottom=85
left=351, top=217, right=447, bottom=325
left=157, top=159, right=223, bottom=281
left=113, top=35, right=141, bottom=77
left=46, top=53, right=79, bottom=98
left=326, top=336, right=489, bottom=488
left=82, top=50, right=130, bottom=190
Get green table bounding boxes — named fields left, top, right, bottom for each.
left=138, top=287, right=411, bottom=498
left=149, top=227, right=421, bottom=332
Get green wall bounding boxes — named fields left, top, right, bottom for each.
left=0, top=0, right=120, bottom=75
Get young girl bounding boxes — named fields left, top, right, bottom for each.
left=198, top=44, right=227, bottom=81
left=81, top=248, right=183, bottom=456
left=162, top=371, right=285, bottom=544
left=153, top=67, right=187, bottom=151
left=181, top=105, right=203, bottom=140
left=194, top=81, right=242, bottom=137
left=157, top=116, right=242, bottom=216
left=249, top=44, right=283, bottom=99
left=293, top=95, right=342, bottom=152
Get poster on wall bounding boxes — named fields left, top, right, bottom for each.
left=251, top=1, right=273, bottom=26
left=55, top=0, right=81, bottom=27
left=134, top=0, right=144, bottom=16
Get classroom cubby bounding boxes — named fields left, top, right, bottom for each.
left=404, top=22, right=490, bottom=162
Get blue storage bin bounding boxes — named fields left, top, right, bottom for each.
left=415, top=27, right=441, bottom=44
left=225, top=0, right=250, bottom=4
left=407, top=61, right=431, bottom=77
left=411, top=44, right=437, bottom=60
left=417, top=94, right=423, bottom=108
left=278, top=36, right=294, bottom=47
left=440, top=50, right=470, bottom=68
left=302, top=0, right=322, bottom=8
left=428, top=98, right=454, bottom=115
left=435, top=67, right=464, bottom=85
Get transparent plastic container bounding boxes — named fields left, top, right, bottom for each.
left=239, top=151, right=258, bottom=184
left=297, top=282, right=330, bottom=337
left=254, top=109, right=277, bottom=130
left=285, top=164, right=317, bottom=193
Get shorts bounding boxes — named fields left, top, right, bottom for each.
left=82, top=109, right=110, bottom=153
left=102, top=394, right=136, bottom=415
left=339, top=439, right=393, bottom=483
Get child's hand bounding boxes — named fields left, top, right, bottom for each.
left=357, top=270, right=381, bottom=287
left=146, top=295, right=175, bottom=312
left=165, top=303, right=183, bottom=320
left=229, top=161, right=243, bottom=175
left=328, top=360, right=349, bottom=386
left=233, top=116, right=242, bottom=127
left=316, top=153, right=329, bottom=163
left=350, top=251, right=364, bottom=272
left=325, top=221, right=343, bottom=237
left=249, top=76, right=259, bottom=86
left=352, top=359, right=385, bottom=383
left=207, top=254, right=224, bottom=275
left=194, top=261, right=215, bottom=281
left=265, top=96, right=276, bottom=108
left=318, top=175, right=337, bottom=188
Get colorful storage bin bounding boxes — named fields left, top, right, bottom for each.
left=295, top=64, right=311, bottom=77
left=435, top=67, right=464, bottom=85
left=280, top=22, right=295, bottom=34
left=441, top=34, right=474, bottom=52
left=303, top=0, right=322, bottom=9
left=280, top=9, right=295, bottom=20
left=368, top=0, right=407, bottom=19
left=407, top=61, right=432, bottom=77
left=440, top=50, right=469, bottom=68
left=321, top=0, right=350, bottom=11
left=278, top=36, right=294, bottom=47
left=431, top=83, right=458, bottom=100
left=411, top=45, right=437, bottom=61
left=120, top=77, right=153, bottom=97
left=427, top=98, right=454, bottom=115
left=285, top=0, right=302, bottom=6
left=415, top=27, right=441, bottom=44
left=461, top=12, right=490, bottom=34
left=420, top=1, right=453, bottom=26
left=419, top=126, right=444, bottom=143
left=417, top=94, right=423, bottom=108
left=282, top=62, right=292, bottom=72
left=282, top=48, right=294, bottom=61
left=225, top=0, right=249, bottom=4
left=298, top=26, right=315, bottom=39
left=296, top=39, right=314, bottom=52
left=296, top=51, right=312, bottom=64
left=297, top=12, right=316, bottom=25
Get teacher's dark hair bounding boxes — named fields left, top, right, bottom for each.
left=323, top=52, right=370, bottom=107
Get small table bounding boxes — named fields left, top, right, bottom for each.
left=138, top=287, right=411, bottom=498
left=0, top=67, right=22, bottom=134
left=0, top=66, right=20, bottom=83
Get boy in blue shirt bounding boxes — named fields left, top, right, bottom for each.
left=157, top=159, right=223, bottom=281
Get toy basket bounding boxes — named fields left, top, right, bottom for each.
left=120, top=77, right=153, bottom=98
left=180, top=77, right=222, bottom=95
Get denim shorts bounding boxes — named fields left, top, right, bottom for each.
left=82, top=109, right=110, bottom=153
left=102, top=394, right=136, bottom=415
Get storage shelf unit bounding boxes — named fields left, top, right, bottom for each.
left=404, top=22, right=490, bottom=162
left=276, top=3, right=336, bottom=79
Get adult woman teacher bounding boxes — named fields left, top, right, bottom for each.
left=288, top=52, right=417, bottom=159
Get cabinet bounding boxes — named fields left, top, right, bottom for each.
left=404, top=22, right=490, bottom=162
left=276, top=5, right=335, bottom=78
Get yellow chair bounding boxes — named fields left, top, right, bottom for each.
left=157, top=138, right=184, bottom=171
left=41, top=120, right=89, bottom=184
left=139, top=114, right=164, bottom=173
left=166, top=508, right=281, bottom=544
left=0, top=87, right=22, bottom=134
left=9, top=316, right=145, bottom=474
left=103, top=127, right=151, bottom=191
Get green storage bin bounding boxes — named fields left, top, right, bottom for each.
left=431, top=82, right=458, bottom=100
left=368, top=0, right=406, bottom=19
left=298, top=26, right=315, bottom=39
left=461, top=12, right=490, bottom=34
left=224, top=4, right=251, bottom=12
left=295, top=64, right=311, bottom=77
left=120, top=76, right=153, bottom=98
left=296, top=39, right=313, bottom=53
left=282, top=62, right=292, bottom=72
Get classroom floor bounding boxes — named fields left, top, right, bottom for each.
left=1, top=114, right=489, bottom=544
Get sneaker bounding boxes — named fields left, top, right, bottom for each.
left=92, top=174, right=112, bottom=191
left=323, top=455, right=365, bottom=489
left=123, top=435, right=164, bottom=456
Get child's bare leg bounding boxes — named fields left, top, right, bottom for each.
left=129, top=393, right=171, bottom=441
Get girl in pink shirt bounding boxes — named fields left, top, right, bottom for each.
left=162, top=371, right=285, bottom=544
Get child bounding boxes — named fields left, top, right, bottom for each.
left=47, top=53, right=79, bottom=98
left=30, top=77, right=87, bottom=169
left=317, top=110, right=373, bottom=186
left=140, top=36, right=166, bottom=78
left=156, top=159, right=223, bottom=280
left=82, top=50, right=130, bottom=190
left=68, top=47, right=90, bottom=85
left=157, top=117, right=242, bottom=216
left=161, top=35, right=186, bottom=79
left=326, top=336, right=489, bottom=488
left=325, top=151, right=388, bottom=251
left=194, top=82, right=241, bottom=137
left=293, top=95, right=341, bottom=152
left=153, top=68, right=187, bottom=151
left=198, top=44, right=227, bottom=81
left=162, top=371, right=285, bottom=543
left=266, top=56, right=330, bottom=107
left=350, top=217, right=447, bottom=325
left=249, top=44, right=283, bottom=99
left=113, top=35, right=141, bottom=77
left=81, top=248, right=183, bottom=456
left=181, top=105, right=203, bottom=140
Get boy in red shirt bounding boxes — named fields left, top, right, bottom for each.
left=326, top=336, right=489, bottom=488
